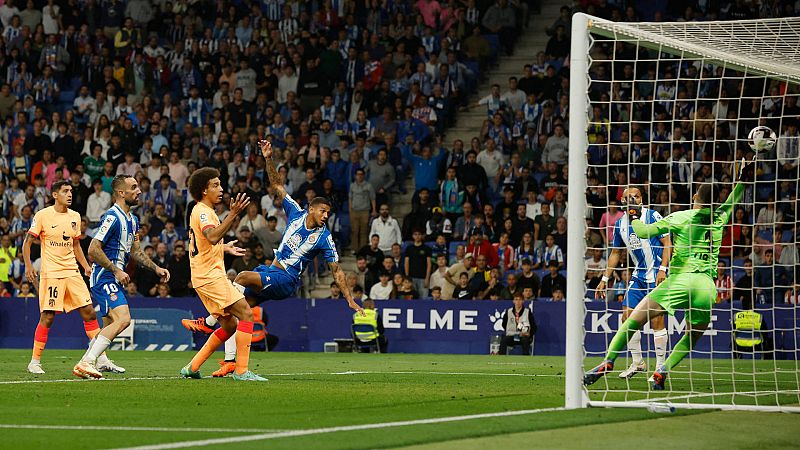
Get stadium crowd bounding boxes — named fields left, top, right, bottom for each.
left=0, top=0, right=795, bottom=306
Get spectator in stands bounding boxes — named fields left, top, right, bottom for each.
left=369, top=203, right=403, bottom=253
left=404, top=229, right=432, bottom=297
left=583, top=244, right=606, bottom=285
left=425, top=206, right=452, bottom=240
left=452, top=272, right=476, bottom=300
left=443, top=253, right=474, bottom=300
left=86, top=178, right=111, bottom=226
left=599, top=200, right=624, bottom=245
left=349, top=168, right=376, bottom=254
left=493, top=232, right=515, bottom=273
left=366, top=148, right=395, bottom=207
left=429, top=254, right=450, bottom=294
left=395, top=276, right=418, bottom=299
left=357, top=234, right=385, bottom=274
left=453, top=202, right=475, bottom=241
left=510, top=204, right=536, bottom=245
left=540, top=260, right=566, bottom=299
left=754, top=249, right=775, bottom=304
left=369, top=270, right=395, bottom=300
left=516, top=258, right=540, bottom=296
left=530, top=203, right=553, bottom=247
left=466, top=229, right=498, bottom=268
left=328, top=282, right=343, bottom=300
left=167, top=242, right=190, bottom=297
left=715, top=261, right=733, bottom=303
left=458, top=151, right=488, bottom=194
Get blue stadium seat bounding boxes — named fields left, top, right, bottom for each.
left=782, top=230, right=793, bottom=242
left=757, top=229, right=773, bottom=242
left=532, top=171, right=547, bottom=185
left=60, top=89, right=75, bottom=103
left=733, top=257, right=746, bottom=269
left=483, top=34, right=500, bottom=58
left=759, top=173, right=776, bottom=181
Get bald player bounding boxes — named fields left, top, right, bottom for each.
left=595, top=187, right=672, bottom=381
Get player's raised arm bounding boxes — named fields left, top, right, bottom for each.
left=260, top=139, right=287, bottom=201
left=130, top=239, right=170, bottom=282
left=329, top=261, right=364, bottom=316
left=202, top=192, right=250, bottom=245
left=627, top=198, right=675, bottom=239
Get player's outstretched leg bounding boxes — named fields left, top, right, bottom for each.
left=28, top=312, right=55, bottom=374
left=182, top=315, right=216, bottom=335
left=584, top=298, right=666, bottom=386
left=651, top=324, right=707, bottom=390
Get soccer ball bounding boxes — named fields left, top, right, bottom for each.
left=748, top=126, right=777, bottom=153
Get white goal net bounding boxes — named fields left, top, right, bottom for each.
left=565, top=13, right=800, bottom=412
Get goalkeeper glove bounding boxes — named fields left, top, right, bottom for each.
left=735, top=155, right=756, bottom=182
left=625, top=196, right=642, bottom=221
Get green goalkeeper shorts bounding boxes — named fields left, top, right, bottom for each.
left=647, top=272, right=715, bottom=326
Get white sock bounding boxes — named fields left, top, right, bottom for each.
left=628, top=330, right=642, bottom=365
left=83, top=336, right=112, bottom=363
left=232, top=282, right=246, bottom=294
left=224, top=335, right=237, bottom=361
left=205, top=315, right=218, bottom=327
left=30, top=358, right=40, bottom=364
left=654, top=329, right=669, bottom=367
left=82, top=337, right=97, bottom=361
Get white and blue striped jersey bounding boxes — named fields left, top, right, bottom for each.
left=275, top=196, right=338, bottom=279
left=90, top=204, right=139, bottom=287
left=612, top=207, right=666, bottom=283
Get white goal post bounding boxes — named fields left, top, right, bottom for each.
left=565, top=12, right=800, bottom=412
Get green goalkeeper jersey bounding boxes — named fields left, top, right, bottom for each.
left=631, top=183, right=744, bottom=279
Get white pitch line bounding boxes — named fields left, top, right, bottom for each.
left=0, top=424, right=286, bottom=433
left=0, top=376, right=179, bottom=385
left=107, top=407, right=566, bottom=450
left=0, top=371, right=561, bottom=385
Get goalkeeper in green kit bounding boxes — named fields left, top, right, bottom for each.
left=584, top=158, right=751, bottom=390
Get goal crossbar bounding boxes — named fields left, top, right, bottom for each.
left=588, top=16, right=800, bottom=82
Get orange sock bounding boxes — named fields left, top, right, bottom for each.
left=190, top=328, right=231, bottom=372
left=84, top=320, right=100, bottom=339
left=234, top=321, right=253, bottom=375
left=32, top=324, right=49, bottom=361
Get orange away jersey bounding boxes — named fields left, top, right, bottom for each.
left=188, top=202, right=225, bottom=287
left=28, top=206, right=82, bottom=278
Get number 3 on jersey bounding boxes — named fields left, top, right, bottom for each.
left=188, top=228, right=199, bottom=257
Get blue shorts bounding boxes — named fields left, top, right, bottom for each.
left=245, top=265, right=298, bottom=304
left=623, top=277, right=656, bottom=309
left=91, top=280, right=128, bottom=317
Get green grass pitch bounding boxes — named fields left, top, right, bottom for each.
left=0, top=350, right=797, bottom=449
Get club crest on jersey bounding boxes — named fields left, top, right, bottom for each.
left=308, top=233, right=318, bottom=244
